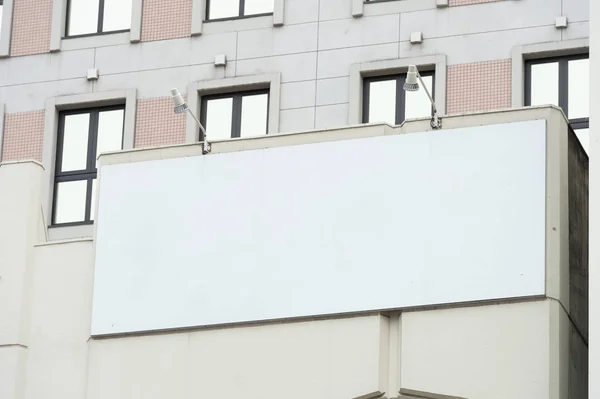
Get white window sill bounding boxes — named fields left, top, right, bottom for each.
left=191, top=0, right=283, bottom=35
left=200, top=15, right=274, bottom=35
left=354, top=0, right=440, bottom=17
left=59, top=31, right=131, bottom=52
left=47, top=224, right=94, bottom=241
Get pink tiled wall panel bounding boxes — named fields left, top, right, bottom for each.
left=449, top=0, right=502, bottom=5
left=135, top=98, right=187, bottom=148
left=1, top=110, right=46, bottom=162
left=446, top=60, right=512, bottom=115
left=141, top=0, right=192, bottom=42
left=10, top=0, right=53, bottom=57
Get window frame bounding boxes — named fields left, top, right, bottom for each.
left=51, top=0, right=143, bottom=50
left=205, top=0, right=273, bottom=22
left=362, top=70, right=435, bottom=125
left=64, top=0, right=131, bottom=38
left=52, top=105, right=125, bottom=227
left=524, top=53, right=589, bottom=130
left=186, top=74, right=281, bottom=143
left=0, top=0, right=14, bottom=57
left=200, top=89, right=270, bottom=140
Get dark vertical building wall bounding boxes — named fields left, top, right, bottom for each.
left=568, top=129, right=589, bottom=399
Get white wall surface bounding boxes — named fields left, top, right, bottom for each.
left=23, top=241, right=94, bottom=399
left=87, top=315, right=385, bottom=399
left=401, top=300, right=551, bottom=399
left=0, top=162, right=44, bottom=399
left=92, top=121, right=547, bottom=335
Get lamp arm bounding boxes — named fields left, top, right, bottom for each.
left=416, top=73, right=437, bottom=114
left=186, top=108, right=211, bottom=154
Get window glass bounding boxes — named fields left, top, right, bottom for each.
left=103, top=0, right=132, bottom=32
left=96, top=109, right=124, bottom=166
left=575, top=128, right=589, bottom=155
left=206, top=98, right=234, bottom=140
left=90, top=179, right=98, bottom=221
left=244, top=0, right=274, bottom=15
left=405, top=75, right=433, bottom=120
left=67, top=0, right=100, bottom=36
left=368, top=79, right=396, bottom=125
left=208, top=0, right=239, bottom=19
left=240, top=94, right=268, bottom=137
left=54, top=180, right=88, bottom=224
left=530, top=62, right=559, bottom=107
left=568, top=58, right=589, bottom=119
left=54, top=106, right=125, bottom=226
left=61, top=114, right=90, bottom=172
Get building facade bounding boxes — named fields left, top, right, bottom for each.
left=0, top=0, right=590, bottom=398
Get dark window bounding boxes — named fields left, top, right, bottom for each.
left=206, top=0, right=273, bottom=21
left=53, top=106, right=125, bottom=226
left=66, top=0, right=132, bottom=37
left=363, top=71, right=435, bottom=125
left=200, top=90, right=269, bottom=140
left=525, top=54, right=589, bottom=152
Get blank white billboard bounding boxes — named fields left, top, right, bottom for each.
left=92, top=120, right=546, bottom=335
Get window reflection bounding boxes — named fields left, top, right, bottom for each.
left=103, top=0, right=132, bottom=32
left=530, top=62, right=559, bottom=107
left=67, top=0, right=100, bottom=36
left=90, top=179, right=98, bottom=221
left=568, top=59, right=589, bottom=119
left=405, top=75, right=433, bottom=120
left=54, top=107, right=125, bottom=225
left=202, top=91, right=270, bottom=139
left=245, top=0, right=274, bottom=15
left=241, top=94, right=269, bottom=137
left=575, top=128, right=589, bottom=155
left=55, top=180, right=88, bottom=224
left=96, top=110, right=124, bottom=167
left=208, top=0, right=239, bottom=19
left=368, top=79, right=396, bottom=125
left=61, top=114, right=90, bottom=172
left=206, top=98, right=234, bottom=140
left=67, top=0, right=131, bottom=36
left=364, top=71, right=435, bottom=125
left=526, top=55, right=589, bottom=155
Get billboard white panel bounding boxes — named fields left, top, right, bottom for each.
left=92, top=120, right=546, bottom=335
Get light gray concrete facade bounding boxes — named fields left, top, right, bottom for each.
left=0, top=0, right=589, bottom=115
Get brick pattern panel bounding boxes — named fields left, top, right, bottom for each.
left=141, top=0, right=192, bottom=42
left=446, top=60, right=512, bottom=115
left=449, top=0, right=502, bottom=5
left=10, top=0, right=53, bottom=57
left=1, top=110, right=45, bottom=162
left=135, top=98, right=187, bottom=148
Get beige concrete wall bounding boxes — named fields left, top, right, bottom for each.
left=87, top=316, right=385, bottom=399
left=0, top=162, right=44, bottom=399
left=401, top=301, right=552, bottom=399
left=24, top=241, right=94, bottom=399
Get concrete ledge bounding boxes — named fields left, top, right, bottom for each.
left=0, top=160, right=45, bottom=170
